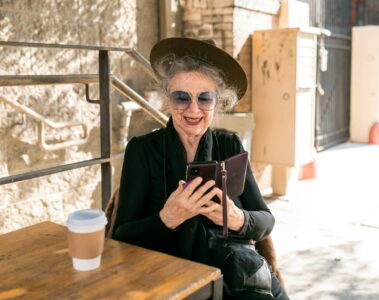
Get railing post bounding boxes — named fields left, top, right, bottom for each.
left=99, top=50, right=112, bottom=210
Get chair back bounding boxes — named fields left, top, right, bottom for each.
left=105, top=186, right=120, bottom=238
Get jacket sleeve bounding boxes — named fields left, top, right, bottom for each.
left=112, top=137, right=174, bottom=250
left=230, top=135, right=275, bottom=241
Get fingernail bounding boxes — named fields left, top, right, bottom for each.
left=182, top=180, right=193, bottom=189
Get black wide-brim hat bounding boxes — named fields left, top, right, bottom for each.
left=150, top=37, right=248, bottom=100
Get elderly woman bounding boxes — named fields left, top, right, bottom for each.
left=112, top=38, right=288, bottom=300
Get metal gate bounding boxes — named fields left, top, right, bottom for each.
left=299, top=0, right=352, bottom=151
left=353, top=0, right=379, bottom=25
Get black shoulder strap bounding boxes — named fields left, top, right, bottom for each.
left=213, top=131, right=228, bottom=236
left=221, top=161, right=228, bottom=237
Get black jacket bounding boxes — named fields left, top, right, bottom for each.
left=113, top=118, right=274, bottom=264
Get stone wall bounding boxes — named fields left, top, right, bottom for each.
left=0, top=0, right=160, bottom=233
left=181, top=0, right=281, bottom=191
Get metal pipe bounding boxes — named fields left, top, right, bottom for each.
left=0, top=74, right=168, bottom=126
left=117, top=102, right=141, bottom=150
left=126, top=51, right=157, bottom=79
left=0, top=74, right=99, bottom=86
left=327, top=33, right=351, bottom=41
left=111, top=76, right=168, bottom=126
left=1, top=95, right=84, bottom=129
left=0, top=40, right=134, bottom=52
left=0, top=40, right=157, bottom=80
left=99, top=50, right=112, bottom=210
left=37, top=123, right=89, bottom=151
left=0, top=95, right=89, bottom=151
left=0, top=155, right=123, bottom=186
left=323, top=44, right=351, bottom=51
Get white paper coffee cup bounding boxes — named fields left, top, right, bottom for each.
left=66, top=209, right=108, bottom=271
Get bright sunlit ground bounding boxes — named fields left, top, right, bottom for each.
left=266, top=143, right=379, bottom=300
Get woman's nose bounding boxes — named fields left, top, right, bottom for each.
left=187, top=98, right=201, bottom=111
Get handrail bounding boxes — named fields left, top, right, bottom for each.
left=111, top=76, right=168, bottom=126
left=0, top=40, right=157, bottom=80
left=0, top=95, right=89, bottom=151
left=126, top=51, right=157, bottom=79
left=0, top=40, right=140, bottom=51
left=0, top=74, right=168, bottom=128
left=0, top=74, right=99, bottom=86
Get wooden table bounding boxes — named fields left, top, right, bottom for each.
left=0, top=222, right=222, bottom=299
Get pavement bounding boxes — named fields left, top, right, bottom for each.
left=265, top=143, right=379, bottom=300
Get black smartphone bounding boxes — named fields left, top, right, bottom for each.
left=185, top=161, right=219, bottom=201
left=186, top=161, right=217, bottom=185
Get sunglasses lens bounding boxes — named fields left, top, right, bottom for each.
left=170, top=91, right=191, bottom=109
left=169, top=91, right=218, bottom=110
left=198, top=92, right=217, bottom=110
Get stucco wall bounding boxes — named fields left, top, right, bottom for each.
left=0, top=0, right=159, bottom=233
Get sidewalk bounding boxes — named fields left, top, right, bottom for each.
left=266, top=143, right=379, bottom=300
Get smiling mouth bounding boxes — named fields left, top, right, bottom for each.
left=184, top=116, right=203, bottom=125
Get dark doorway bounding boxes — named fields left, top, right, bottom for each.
left=299, top=0, right=352, bottom=151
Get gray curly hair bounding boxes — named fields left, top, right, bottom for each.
left=152, top=54, right=238, bottom=112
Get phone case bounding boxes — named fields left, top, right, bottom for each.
left=186, top=151, right=248, bottom=198
left=217, top=151, right=248, bottom=198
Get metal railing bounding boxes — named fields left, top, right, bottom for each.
left=0, top=74, right=169, bottom=135
left=0, top=41, right=168, bottom=209
left=0, top=95, right=90, bottom=151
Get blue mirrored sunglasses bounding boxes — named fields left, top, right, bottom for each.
left=169, top=91, right=218, bottom=110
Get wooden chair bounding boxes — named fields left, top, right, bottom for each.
left=105, top=186, right=120, bottom=239
left=105, top=186, right=286, bottom=291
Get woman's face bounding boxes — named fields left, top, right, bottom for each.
left=167, top=71, right=217, bottom=139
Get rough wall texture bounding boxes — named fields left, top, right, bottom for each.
left=0, top=0, right=159, bottom=233
left=181, top=0, right=280, bottom=191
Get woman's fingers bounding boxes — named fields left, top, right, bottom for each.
left=199, top=201, right=219, bottom=214
left=213, top=187, right=234, bottom=208
left=190, top=180, right=216, bottom=202
left=213, top=187, right=223, bottom=201
left=172, top=180, right=186, bottom=196
left=202, top=209, right=223, bottom=225
left=196, top=187, right=218, bottom=207
left=181, top=177, right=203, bottom=196
left=167, top=178, right=233, bottom=224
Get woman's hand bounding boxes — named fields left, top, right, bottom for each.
left=159, top=177, right=219, bottom=229
left=202, top=188, right=245, bottom=232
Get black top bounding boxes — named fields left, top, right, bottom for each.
left=112, top=118, right=275, bottom=265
